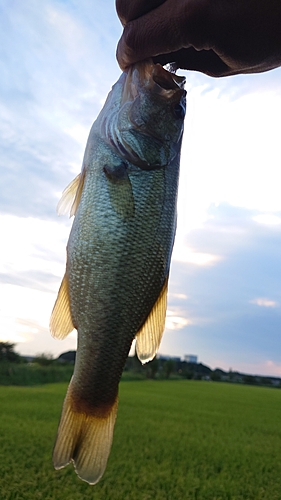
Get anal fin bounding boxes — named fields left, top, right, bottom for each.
left=135, top=276, right=168, bottom=364
left=50, top=273, right=75, bottom=339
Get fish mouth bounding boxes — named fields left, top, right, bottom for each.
left=122, top=59, right=186, bottom=104
left=152, top=63, right=185, bottom=92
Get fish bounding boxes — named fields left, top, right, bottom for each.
left=50, top=59, right=186, bottom=485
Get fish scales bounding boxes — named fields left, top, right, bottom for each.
left=69, top=154, right=176, bottom=408
left=50, top=60, right=186, bottom=484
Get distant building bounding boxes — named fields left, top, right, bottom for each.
left=184, top=354, right=198, bottom=364
left=157, top=354, right=181, bottom=362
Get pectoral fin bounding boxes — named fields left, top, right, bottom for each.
left=50, top=273, right=75, bottom=339
left=57, top=170, right=85, bottom=217
left=135, top=277, right=168, bottom=364
left=104, top=163, right=134, bottom=219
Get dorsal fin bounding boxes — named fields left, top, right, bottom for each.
left=135, top=276, right=168, bottom=364
left=57, top=170, right=85, bottom=217
left=50, top=273, right=75, bottom=339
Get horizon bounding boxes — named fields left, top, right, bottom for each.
left=13, top=345, right=281, bottom=380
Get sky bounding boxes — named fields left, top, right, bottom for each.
left=1, top=0, right=281, bottom=376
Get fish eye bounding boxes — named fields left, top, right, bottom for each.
left=173, top=103, right=185, bottom=120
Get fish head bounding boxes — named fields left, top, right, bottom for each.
left=113, top=60, right=186, bottom=169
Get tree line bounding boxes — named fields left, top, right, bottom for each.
left=0, top=342, right=280, bottom=388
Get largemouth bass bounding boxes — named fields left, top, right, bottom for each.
left=50, top=60, right=186, bottom=485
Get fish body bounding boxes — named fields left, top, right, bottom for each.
left=50, top=61, right=186, bottom=484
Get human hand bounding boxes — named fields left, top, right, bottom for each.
left=116, top=0, right=281, bottom=77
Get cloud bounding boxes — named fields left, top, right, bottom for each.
left=0, top=214, right=71, bottom=354
left=177, top=83, right=281, bottom=242
left=185, top=64, right=281, bottom=100
left=208, top=357, right=281, bottom=377
left=64, top=124, right=90, bottom=146
left=169, top=293, right=188, bottom=300
left=0, top=1, right=122, bottom=219
left=0, top=282, right=78, bottom=356
left=250, top=298, right=278, bottom=308
left=172, top=240, right=222, bottom=266
left=0, top=284, right=53, bottom=341
left=263, top=360, right=281, bottom=377
left=165, top=310, right=191, bottom=330
left=157, top=202, right=281, bottom=372
left=253, top=214, right=281, bottom=226
left=0, top=214, right=70, bottom=286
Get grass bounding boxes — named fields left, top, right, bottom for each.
left=0, top=381, right=281, bottom=499
left=0, top=362, right=73, bottom=386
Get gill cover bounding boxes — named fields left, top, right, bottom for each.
left=104, top=60, right=186, bottom=169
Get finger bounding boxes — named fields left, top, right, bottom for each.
left=154, top=47, right=232, bottom=77
left=116, top=1, right=187, bottom=70
left=116, top=0, right=166, bottom=26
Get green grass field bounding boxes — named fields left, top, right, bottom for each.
left=1, top=381, right=281, bottom=500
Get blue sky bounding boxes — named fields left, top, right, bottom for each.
left=1, top=0, right=281, bottom=376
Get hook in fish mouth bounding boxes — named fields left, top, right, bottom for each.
left=152, top=63, right=186, bottom=91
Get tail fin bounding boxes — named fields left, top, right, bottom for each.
left=53, top=381, right=118, bottom=485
